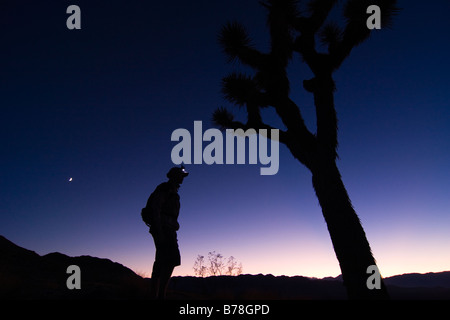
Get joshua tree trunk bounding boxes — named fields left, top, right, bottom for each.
left=214, top=0, right=398, bottom=299
left=311, top=158, right=389, bottom=299
left=283, top=75, right=390, bottom=299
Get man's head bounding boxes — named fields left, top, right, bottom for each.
left=166, top=165, right=189, bottom=184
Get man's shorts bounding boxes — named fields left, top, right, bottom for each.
left=151, top=228, right=181, bottom=267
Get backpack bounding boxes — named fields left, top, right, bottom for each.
left=141, top=183, right=168, bottom=227
left=141, top=207, right=153, bottom=227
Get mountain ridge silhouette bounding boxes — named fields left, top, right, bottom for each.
left=1, top=235, right=449, bottom=299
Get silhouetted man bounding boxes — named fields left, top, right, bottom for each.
left=147, top=166, right=188, bottom=299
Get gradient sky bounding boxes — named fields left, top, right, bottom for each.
left=1, top=0, right=449, bottom=279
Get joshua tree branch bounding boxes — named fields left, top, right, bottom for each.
left=330, top=0, right=400, bottom=70
left=218, top=21, right=269, bottom=70
left=297, top=0, right=338, bottom=33
left=212, top=107, right=288, bottom=145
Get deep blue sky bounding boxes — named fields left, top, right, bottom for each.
left=1, top=0, right=449, bottom=278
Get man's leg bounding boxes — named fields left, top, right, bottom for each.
left=157, top=265, right=175, bottom=300
left=152, top=230, right=179, bottom=299
left=149, top=260, right=161, bottom=299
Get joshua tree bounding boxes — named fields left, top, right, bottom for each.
left=213, top=0, right=399, bottom=299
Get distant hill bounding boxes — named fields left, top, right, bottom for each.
left=0, top=235, right=145, bottom=299
left=385, top=272, right=450, bottom=288
left=1, top=235, right=450, bottom=299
